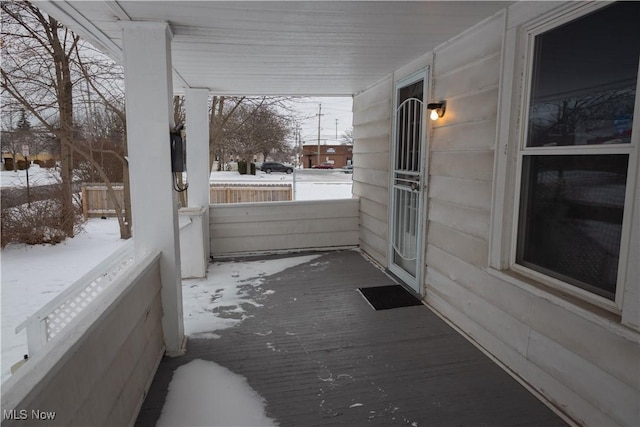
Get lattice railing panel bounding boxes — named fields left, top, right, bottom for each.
left=44, top=255, right=134, bottom=340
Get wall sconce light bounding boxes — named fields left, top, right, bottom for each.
left=427, top=101, right=446, bottom=121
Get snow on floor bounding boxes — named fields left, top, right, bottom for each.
left=0, top=218, right=126, bottom=382
left=183, top=254, right=320, bottom=339
left=156, top=359, right=277, bottom=427
left=169, top=253, right=322, bottom=426
left=1, top=167, right=342, bottom=423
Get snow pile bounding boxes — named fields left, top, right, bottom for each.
left=157, top=359, right=277, bottom=427
left=183, top=254, right=319, bottom=338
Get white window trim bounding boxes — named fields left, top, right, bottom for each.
left=489, top=1, right=640, bottom=315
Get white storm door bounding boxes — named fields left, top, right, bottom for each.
left=389, top=75, right=426, bottom=293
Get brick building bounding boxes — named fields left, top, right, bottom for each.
left=301, top=144, right=353, bottom=168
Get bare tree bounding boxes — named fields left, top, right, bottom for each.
left=341, top=128, right=354, bottom=145
left=209, top=96, right=244, bottom=171
left=2, top=1, right=132, bottom=239
left=2, top=1, right=81, bottom=236
left=1, top=109, right=30, bottom=170
left=210, top=97, right=296, bottom=168
left=1, top=132, right=22, bottom=170
left=251, top=106, right=291, bottom=161
left=75, top=48, right=132, bottom=238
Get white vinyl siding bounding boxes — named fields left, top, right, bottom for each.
left=352, top=77, right=394, bottom=266
left=421, top=3, right=640, bottom=426
left=426, top=13, right=503, bottom=271
left=349, top=3, right=639, bottom=425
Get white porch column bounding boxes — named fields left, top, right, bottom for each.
left=185, top=88, right=210, bottom=210
left=181, top=88, right=210, bottom=275
left=121, top=21, right=185, bottom=355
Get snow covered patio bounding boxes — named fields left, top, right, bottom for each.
left=136, top=250, right=567, bottom=426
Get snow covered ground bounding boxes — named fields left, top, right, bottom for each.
left=0, top=166, right=353, bottom=199
left=210, top=169, right=353, bottom=200
left=0, top=164, right=61, bottom=188
left=0, top=218, right=126, bottom=382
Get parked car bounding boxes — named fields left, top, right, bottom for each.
left=343, top=164, right=353, bottom=174
left=260, top=162, right=294, bottom=174
left=312, top=162, right=335, bottom=169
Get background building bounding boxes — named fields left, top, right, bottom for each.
left=302, top=143, right=352, bottom=168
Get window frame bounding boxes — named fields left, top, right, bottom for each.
left=490, top=1, right=640, bottom=313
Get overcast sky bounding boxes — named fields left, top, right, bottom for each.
left=290, top=96, right=353, bottom=145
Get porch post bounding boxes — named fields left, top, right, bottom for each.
left=121, top=21, right=186, bottom=355
left=185, top=88, right=210, bottom=208
left=185, top=88, right=211, bottom=263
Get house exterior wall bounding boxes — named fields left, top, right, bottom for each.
left=0, top=252, right=164, bottom=427
left=352, top=77, right=393, bottom=266
left=353, top=3, right=640, bottom=426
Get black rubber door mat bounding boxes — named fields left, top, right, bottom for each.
left=358, top=285, right=423, bottom=310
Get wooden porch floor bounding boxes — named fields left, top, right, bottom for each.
left=136, top=250, right=567, bottom=426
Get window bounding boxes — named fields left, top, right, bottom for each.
left=508, top=2, right=639, bottom=307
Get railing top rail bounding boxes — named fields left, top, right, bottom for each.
left=15, top=239, right=134, bottom=334
left=210, top=183, right=292, bottom=188
left=209, top=197, right=359, bottom=209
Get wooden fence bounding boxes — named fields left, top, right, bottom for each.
left=81, top=183, right=292, bottom=217
left=210, top=183, right=292, bottom=204
left=81, top=184, right=125, bottom=219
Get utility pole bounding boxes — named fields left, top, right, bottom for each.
left=296, top=123, right=302, bottom=167
left=335, top=119, right=338, bottom=139
left=316, top=103, right=324, bottom=166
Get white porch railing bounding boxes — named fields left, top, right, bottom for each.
left=2, top=248, right=164, bottom=426
left=15, top=240, right=135, bottom=356
left=210, top=198, right=360, bottom=256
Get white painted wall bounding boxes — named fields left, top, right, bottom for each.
left=0, top=252, right=164, bottom=426
left=210, top=199, right=359, bottom=256
left=353, top=2, right=640, bottom=426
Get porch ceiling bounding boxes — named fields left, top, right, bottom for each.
left=37, top=1, right=510, bottom=96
